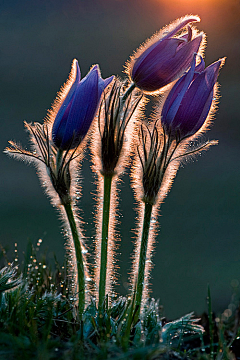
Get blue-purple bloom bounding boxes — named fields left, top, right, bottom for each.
left=161, top=55, right=224, bottom=140
left=52, top=60, right=114, bottom=150
left=129, top=16, right=203, bottom=92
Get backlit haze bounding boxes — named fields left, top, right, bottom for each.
left=1, top=0, right=240, bottom=319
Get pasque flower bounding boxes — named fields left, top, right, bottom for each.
left=52, top=59, right=114, bottom=150
left=161, top=55, right=225, bottom=140
left=128, top=15, right=203, bottom=92
left=131, top=54, right=224, bottom=317
left=5, top=59, right=114, bottom=318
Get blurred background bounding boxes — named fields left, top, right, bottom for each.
left=1, top=0, right=240, bottom=319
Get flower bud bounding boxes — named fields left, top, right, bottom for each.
left=128, top=16, right=203, bottom=92
left=52, top=59, right=114, bottom=150
left=161, top=55, right=225, bottom=140
left=96, top=79, right=142, bottom=176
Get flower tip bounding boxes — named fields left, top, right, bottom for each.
left=219, top=57, right=226, bottom=68
left=179, top=15, right=201, bottom=27
left=191, top=14, right=201, bottom=23
left=90, top=64, right=100, bottom=73
left=195, top=55, right=205, bottom=73
left=81, top=64, right=101, bottom=85
left=72, top=58, right=78, bottom=66
left=72, top=58, right=81, bottom=82
left=183, top=14, right=200, bottom=24
left=212, top=58, right=226, bottom=80
left=103, top=75, right=115, bottom=89
left=207, top=57, right=225, bottom=77
left=164, top=15, right=201, bottom=42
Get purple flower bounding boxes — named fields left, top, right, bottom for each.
left=161, top=55, right=225, bottom=139
left=52, top=59, right=114, bottom=150
left=128, top=16, right=203, bottom=92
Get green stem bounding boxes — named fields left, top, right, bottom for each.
left=135, top=201, right=153, bottom=318
left=63, top=202, right=85, bottom=319
left=98, top=174, right=113, bottom=310
left=207, top=285, right=214, bottom=359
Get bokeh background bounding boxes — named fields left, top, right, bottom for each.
left=1, top=0, right=240, bottom=319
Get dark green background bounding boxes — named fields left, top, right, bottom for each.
left=1, top=0, right=240, bottom=319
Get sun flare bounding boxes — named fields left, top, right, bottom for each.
left=155, top=0, right=221, bottom=3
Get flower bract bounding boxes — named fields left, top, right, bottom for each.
left=52, top=59, right=114, bottom=150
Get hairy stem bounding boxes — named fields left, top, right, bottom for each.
left=63, top=202, right=85, bottom=319
left=99, top=174, right=113, bottom=310
left=135, top=201, right=153, bottom=317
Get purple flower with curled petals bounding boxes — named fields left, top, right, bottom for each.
left=52, top=59, right=114, bottom=150
left=128, top=15, right=204, bottom=93
left=161, top=55, right=225, bottom=140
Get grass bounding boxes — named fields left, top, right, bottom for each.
left=0, top=242, right=239, bottom=359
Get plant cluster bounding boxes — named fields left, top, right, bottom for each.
left=2, top=15, right=234, bottom=359
left=0, top=247, right=239, bottom=359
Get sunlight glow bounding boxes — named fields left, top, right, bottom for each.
left=154, top=0, right=223, bottom=3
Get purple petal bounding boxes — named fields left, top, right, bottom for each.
left=172, top=72, right=209, bottom=131
left=86, top=64, right=114, bottom=94
left=79, top=64, right=99, bottom=86
left=52, top=61, right=114, bottom=149
left=132, top=38, right=186, bottom=92
left=52, top=60, right=81, bottom=147
left=135, top=34, right=202, bottom=92
left=171, top=61, right=221, bottom=136
left=102, top=75, right=114, bottom=89
left=135, top=16, right=198, bottom=66
left=204, top=59, right=222, bottom=85
left=61, top=67, right=99, bottom=146
left=133, top=37, right=182, bottom=80
left=161, top=34, right=202, bottom=82
left=195, top=56, right=205, bottom=73
left=60, top=60, right=81, bottom=107
left=162, top=55, right=197, bottom=126
left=132, top=16, right=200, bottom=83
left=177, top=26, right=192, bottom=47
left=192, top=90, right=214, bottom=134
left=54, top=59, right=81, bottom=119
left=162, top=16, right=200, bottom=41
left=52, top=98, right=74, bottom=148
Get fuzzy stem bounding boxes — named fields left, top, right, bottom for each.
left=135, top=201, right=153, bottom=317
left=63, top=202, right=85, bottom=319
left=98, top=174, right=113, bottom=310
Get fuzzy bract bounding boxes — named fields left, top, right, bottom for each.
left=129, top=16, right=203, bottom=92
left=52, top=60, right=114, bottom=150
left=161, top=55, right=224, bottom=139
